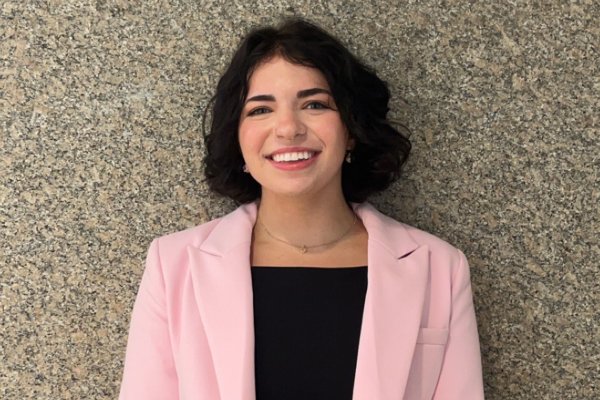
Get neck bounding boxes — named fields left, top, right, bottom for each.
left=256, top=190, right=356, bottom=248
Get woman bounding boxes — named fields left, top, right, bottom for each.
left=119, top=18, right=484, bottom=400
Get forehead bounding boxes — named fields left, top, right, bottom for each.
left=247, top=56, right=330, bottom=93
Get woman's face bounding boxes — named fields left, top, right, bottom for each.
left=238, top=56, right=352, bottom=200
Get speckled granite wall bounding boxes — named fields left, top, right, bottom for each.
left=1, top=0, right=598, bottom=398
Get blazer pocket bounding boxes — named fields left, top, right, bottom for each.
left=405, top=328, right=449, bottom=400
left=416, top=327, right=449, bottom=345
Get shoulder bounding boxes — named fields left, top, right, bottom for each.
left=399, top=221, right=462, bottom=257
left=399, top=220, right=468, bottom=276
left=153, top=217, right=223, bottom=256
left=357, top=202, right=468, bottom=277
left=360, top=204, right=474, bottom=310
left=357, top=202, right=463, bottom=256
left=147, top=202, right=257, bottom=265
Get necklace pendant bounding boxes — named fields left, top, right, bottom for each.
left=300, top=245, right=307, bottom=254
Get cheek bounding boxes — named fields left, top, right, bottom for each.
left=324, top=120, right=350, bottom=150
left=238, top=122, right=251, bottom=147
left=238, top=125, right=264, bottom=158
left=312, top=116, right=347, bottom=139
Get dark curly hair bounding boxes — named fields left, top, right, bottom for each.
left=203, top=17, right=411, bottom=203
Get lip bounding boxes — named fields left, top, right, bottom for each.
left=265, top=147, right=321, bottom=171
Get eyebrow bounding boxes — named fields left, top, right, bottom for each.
left=245, top=87, right=332, bottom=104
left=297, top=88, right=331, bottom=98
left=245, top=94, right=275, bottom=103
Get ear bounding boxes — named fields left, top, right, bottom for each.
left=346, top=136, right=355, bottom=150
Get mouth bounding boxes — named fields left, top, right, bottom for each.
left=264, top=149, right=321, bottom=171
left=267, top=151, right=319, bottom=163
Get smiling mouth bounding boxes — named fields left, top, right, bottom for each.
left=268, top=151, right=319, bottom=162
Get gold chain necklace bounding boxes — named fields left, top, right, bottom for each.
left=257, top=213, right=357, bottom=254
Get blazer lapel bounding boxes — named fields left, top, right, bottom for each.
left=188, top=204, right=258, bottom=400
left=186, top=202, right=429, bottom=400
left=352, top=203, right=430, bottom=400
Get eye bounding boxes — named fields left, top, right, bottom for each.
left=247, top=107, right=271, bottom=116
left=304, top=101, right=329, bottom=110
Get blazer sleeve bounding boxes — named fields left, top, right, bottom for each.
left=119, top=239, right=179, bottom=399
left=433, top=249, right=485, bottom=399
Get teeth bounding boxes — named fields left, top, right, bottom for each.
left=272, top=151, right=314, bottom=162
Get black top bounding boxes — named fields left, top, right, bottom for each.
left=251, top=266, right=368, bottom=400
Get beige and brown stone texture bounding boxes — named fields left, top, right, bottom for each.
left=1, top=0, right=598, bottom=398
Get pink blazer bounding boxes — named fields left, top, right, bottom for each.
left=119, top=202, right=484, bottom=399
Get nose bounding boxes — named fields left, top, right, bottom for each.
left=274, top=109, right=306, bottom=141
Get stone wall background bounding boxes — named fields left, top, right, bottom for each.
left=1, top=0, right=598, bottom=399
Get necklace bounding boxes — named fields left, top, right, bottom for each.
left=257, top=213, right=358, bottom=254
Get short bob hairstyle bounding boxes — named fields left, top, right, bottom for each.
left=203, top=18, right=411, bottom=204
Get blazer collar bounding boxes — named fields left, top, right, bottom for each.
left=189, top=202, right=429, bottom=400
left=197, top=203, right=258, bottom=256
left=198, top=201, right=420, bottom=258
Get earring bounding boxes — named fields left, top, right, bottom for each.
left=345, top=151, right=352, bottom=163
left=243, top=164, right=249, bottom=173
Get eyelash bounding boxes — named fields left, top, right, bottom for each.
left=305, top=101, right=329, bottom=110
left=246, top=101, right=329, bottom=116
left=247, top=107, right=270, bottom=116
